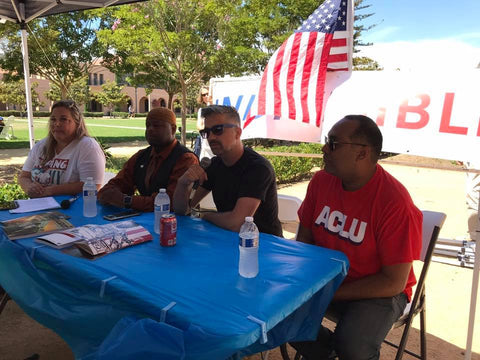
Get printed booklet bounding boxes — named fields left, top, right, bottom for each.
left=1, top=211, right=73, bottom=240
left=36, top=220, right=153, bottom=255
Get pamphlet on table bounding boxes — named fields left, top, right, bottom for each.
left=0, top=211, right=73, bottom=240
left=9, top=197, right=61, bottom=214
left=37, top=220, right=153, bottom=255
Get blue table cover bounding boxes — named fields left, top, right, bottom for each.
left=0, top=196, right=348, bottom=360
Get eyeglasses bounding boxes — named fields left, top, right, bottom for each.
left=201, top=93, right=209, bottom=97
left=324, top=136, right=368, bottom=151
left=50, top=117, right=72, bottom=124
left=200, top=124, right=238, bottom=138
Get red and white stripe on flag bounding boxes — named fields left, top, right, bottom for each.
left=246, top=0, right=353, bottom=138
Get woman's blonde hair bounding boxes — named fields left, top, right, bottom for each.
left=197, top=87, right=209, bottom=105
left=41, top=100, right=89, bottom=165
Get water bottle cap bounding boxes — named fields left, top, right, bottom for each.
left=159, top=188, right=166, bottom=193
left=245, top=216, right=253, bottom=222
left=87, top=177, right=93, bottom=181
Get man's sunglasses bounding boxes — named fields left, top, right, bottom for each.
left=324, top=136, right=368, bottom=151
left=200, top=124, right=238, bottom=139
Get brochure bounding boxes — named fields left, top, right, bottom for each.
left=9, top=197, right=61, bottom=214
left=37, top=220, right=152, bottom=256
left=0, top=211, right=73, bottom=240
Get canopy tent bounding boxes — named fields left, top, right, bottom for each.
left=0, top=0, right=144, bottom=148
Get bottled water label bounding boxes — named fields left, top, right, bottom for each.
left=239, top=236, right=258, bottom=248
left=155, top=204, right=170, bottom=212
left=83, top=190, right=97, bottom=196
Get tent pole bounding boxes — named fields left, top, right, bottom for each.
left=465, top=196, right=479, bottom=360
left=20, top=23, right=35, bottom=149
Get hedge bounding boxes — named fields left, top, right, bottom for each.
left=258, top=143, right=324, bottom=184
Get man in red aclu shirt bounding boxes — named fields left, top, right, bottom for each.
left=292, top=115, right=422, bottom=360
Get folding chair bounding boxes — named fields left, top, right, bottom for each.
left=102, top=171, right=117, bottom=186
left=280, top=210, right=447, bottom=360
left=277, top=194, right=302, bottom=223
left=0, top=116, right=15, bottom=140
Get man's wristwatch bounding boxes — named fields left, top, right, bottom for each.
left=123, top=194, right=132, bottom=209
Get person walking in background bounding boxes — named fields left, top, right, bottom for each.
left=292, top=115, right=422, bottom=359
left=128, top=104, right=135, bottom=119
left=194, top=86, right=214, bottom=159
left=0, top=116, right=5, bottom=133
left=98, top=107, right=198, bottom=211
left=18, top=100, right=105, bottom=197
left=173, top=105, right=282, bottom=236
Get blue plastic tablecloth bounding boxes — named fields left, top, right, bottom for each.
left=0, top=197, right=348, bottom=359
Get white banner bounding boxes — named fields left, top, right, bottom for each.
left=211, top=71, right=480, bottom=162
left=323, top=70, right=480, bottom=162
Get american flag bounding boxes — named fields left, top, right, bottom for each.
left=246, top=0, right=353, bottom=130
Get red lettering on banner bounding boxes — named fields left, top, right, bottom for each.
left=397, top=94, right=430, bottom=129
left=439, top=93, right=467, bottom=135
left=376, top=107, right=386, bottom=126
left=477, top=117, right=480, bottom=137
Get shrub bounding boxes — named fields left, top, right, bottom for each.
left=34, top=111, right=51, bottom=117
left=256, top=143, right=324, bottom=184
left=106, top=156, right=129, bottom=173
left=83, top=112, right=105, bottom=117
left=112, top=112, right=129, bottom=118
left=0, top=110, right=23, bottom=117
left=134, top=113, right=148, bottom=118
left=0, top=180, right=28, bottom=203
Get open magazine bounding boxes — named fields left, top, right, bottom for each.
left=36, top=220, right=152, bottom=255
left=1, top=211, right=73, bottom=240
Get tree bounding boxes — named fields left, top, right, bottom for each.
left=0, top=11, right=106, bottom=99
left=97, top=0, right=246, bottom=144
left=92, top=81, right=129, bottom=116
left=45, top=78, right=92, bottom=105
left=353, top=56, right=383, bottom=71
left=0, top=79, right=43, bottom=113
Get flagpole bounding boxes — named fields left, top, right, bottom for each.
left=465, top=191, right=479, bottom=360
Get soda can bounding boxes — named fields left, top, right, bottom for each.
left=160, top=214, right=177, bottom=246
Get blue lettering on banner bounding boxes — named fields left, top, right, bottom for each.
left=218, top=95, right=257, bottom=121
left=314, top=205, right=367, bottom=245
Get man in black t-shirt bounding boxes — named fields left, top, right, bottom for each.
left=173, top=105, right=282, bottom=236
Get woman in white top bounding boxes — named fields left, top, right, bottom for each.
left=18, top=100, right=105, bottom=198
left=196, top=87, right=214, bottom=159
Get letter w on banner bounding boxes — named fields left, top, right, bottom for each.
left=243, top=0, right=354, bottom=142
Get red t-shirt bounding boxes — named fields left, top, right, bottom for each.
left=298, top=164, right=422, bottom=300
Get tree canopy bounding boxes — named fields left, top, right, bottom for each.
left=0, top=11, right=107, bottom=101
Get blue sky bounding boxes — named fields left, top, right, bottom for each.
left=357, top=0, right=480, bottom=70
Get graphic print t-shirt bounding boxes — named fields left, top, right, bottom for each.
left=23, top=137, right=105, bottom=185
left=298, top=165, right=422, bottom=300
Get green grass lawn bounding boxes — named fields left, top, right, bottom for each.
left=0, top=116, right=198, bottom=149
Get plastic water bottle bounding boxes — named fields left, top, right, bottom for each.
left=154, top=188, right=170, bottom=234
left=83, top=177, right=97, bottom=217
left=238, top=216, right=259, bottom=278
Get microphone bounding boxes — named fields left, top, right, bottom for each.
left=61, top=195, right=80, bottom=209
left=193, top=157, right=212, bottom=190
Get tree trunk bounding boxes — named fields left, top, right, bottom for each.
left=167, top=91, right=175, bottom=111
left=180, top=83, right=187, bottom=145
left=61, top=85, right=68, bottom=100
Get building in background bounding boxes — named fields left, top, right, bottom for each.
left=0, top=61, right=170, bottom=115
